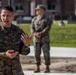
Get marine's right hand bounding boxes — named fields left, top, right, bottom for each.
left=6, top=50, right=19, bottom=59
left=34, top=32, right=41, bottom=39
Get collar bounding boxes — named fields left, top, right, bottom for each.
left=37, top=15, right=46, bottom=19
left=0, top=24, right=13, bottom=31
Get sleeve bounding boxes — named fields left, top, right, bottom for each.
left=0, top=52, right=6, bottom=56
left=0, top=26, right=5, bottom=56
left=31, top=18, right=36, bottom=35
left=40, top=17, right=53, bottom=35
left=0, top=52, right=7, bottom=58
left=17, top=26, right=30, bottom=55
left=19, top=39, right=30, bottom=55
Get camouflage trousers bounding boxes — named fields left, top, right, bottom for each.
left=0, top=56, right=24, bottom=75
left=34, top=42, right=50, bottom=65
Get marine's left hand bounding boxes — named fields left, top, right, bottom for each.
left=6, top=50, right=19, bottom=59
left=21, top=33, right=32, bottom=47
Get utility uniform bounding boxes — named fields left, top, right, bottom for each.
left=0, top=24, right=30, bottom=75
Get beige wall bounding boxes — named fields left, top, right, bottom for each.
left=0, top=0, right=75, bottom=18
left=74, top=0, right=76, bottom=15
left=2, top=0, right=8, bottom=6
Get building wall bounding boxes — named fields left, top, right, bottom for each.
left=41, top=0, right=74, bottom=19
left=12, top=0, right=30, bottom=15
left=35, top=0, right=42, bottom=5
left=63, top=0, right=74, bottom=16
left=0, top=0, right=75, bottom=19
left=2, top=0, right=8, bottom=6
left=74, top=0, right=76, bottom=15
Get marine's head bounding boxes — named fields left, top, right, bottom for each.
left=0, top=5, right=15, bottom=28
left=35, top=4, right=46, bottom=16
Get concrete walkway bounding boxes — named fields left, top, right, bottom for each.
left=28, top=46, right=76, bottom=58
left=23, top=71, right=76, bottom=75
left=23, top=47, right=76, bottom=75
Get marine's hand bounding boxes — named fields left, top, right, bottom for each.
left=21, top=33, right=32, bottom=47
left=6, top=50, right=19, bottom=59
left=34, top=32, right=41, bottom=39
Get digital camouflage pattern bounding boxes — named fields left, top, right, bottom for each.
left=31, top=15, right=52, bottom=65
left=0, top=24, right=30, bottom=75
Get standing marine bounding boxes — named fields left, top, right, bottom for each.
left=31, top=4, right=53, bottom=73
left=0, top=5, right=31, bottom=75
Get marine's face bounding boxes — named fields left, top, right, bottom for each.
left=36, top=8, right=44, bottom=16
left=0, top=9, right=15, bottom=27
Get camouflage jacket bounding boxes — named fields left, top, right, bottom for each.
left=0, top=24, right=30, bottom=75
left=31, top=15, right=52, bottom=42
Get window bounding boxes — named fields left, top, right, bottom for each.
left=15, top=5, right=23, bottom=11
left=48, top=3, right=56, bottom=10
left=16, top=6, right=19, bottom=10
left=20, top=6, right=23, bottom=10
left=47, top=0, right=56, bottom=10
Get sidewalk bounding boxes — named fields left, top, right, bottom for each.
left=28, top=46, right=76, bottom=57
left=22, top=47, right=76, bottom=75
left=23, top=71, right=76, bottom=75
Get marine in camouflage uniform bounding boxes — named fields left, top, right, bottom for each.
left=0, top=6, right=30, bottom=75
left=31, top=4, right=52, bottom=73
left=0, top=24, right=30, bottom=75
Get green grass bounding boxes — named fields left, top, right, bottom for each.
left=50, top=24, right=76, bottom=47
left=14, top=21, right=76, bottom=47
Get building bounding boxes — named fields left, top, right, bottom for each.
left=0, top=0, right=76, bottom=20
left=36, top=0, right=75, bottom=19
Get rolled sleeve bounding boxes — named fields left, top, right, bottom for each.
left=19, top=41, right=30, bottom=55
left=0, top=52, right=6, bottom=57
left=21, top=45, right=30, bottom=55
left=40, top=18, right=52, bottom=35
left=31, top=18, right=36, bottom=35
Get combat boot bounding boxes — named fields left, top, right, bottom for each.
left=44, top=65, right=50, bottom=73
left=34, top=65, right=40, bottom=73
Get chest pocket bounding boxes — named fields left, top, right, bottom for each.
left=40, top=19, right=47, bottom=29
left=0, top=30, right=20, bottom=52
left=35, top=19, right=46, bottom=29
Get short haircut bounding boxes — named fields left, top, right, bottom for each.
left=1, top=5, right=14, bottom=12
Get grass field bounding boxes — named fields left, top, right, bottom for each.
left=14, top=21, right=76, bottom=47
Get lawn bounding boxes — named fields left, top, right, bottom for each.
left=14, top=21, right=76, bottom=47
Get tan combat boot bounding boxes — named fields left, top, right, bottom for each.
left=34, top=65, right=40, bottom=73
left=44, top=65, right=50, bottom=73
